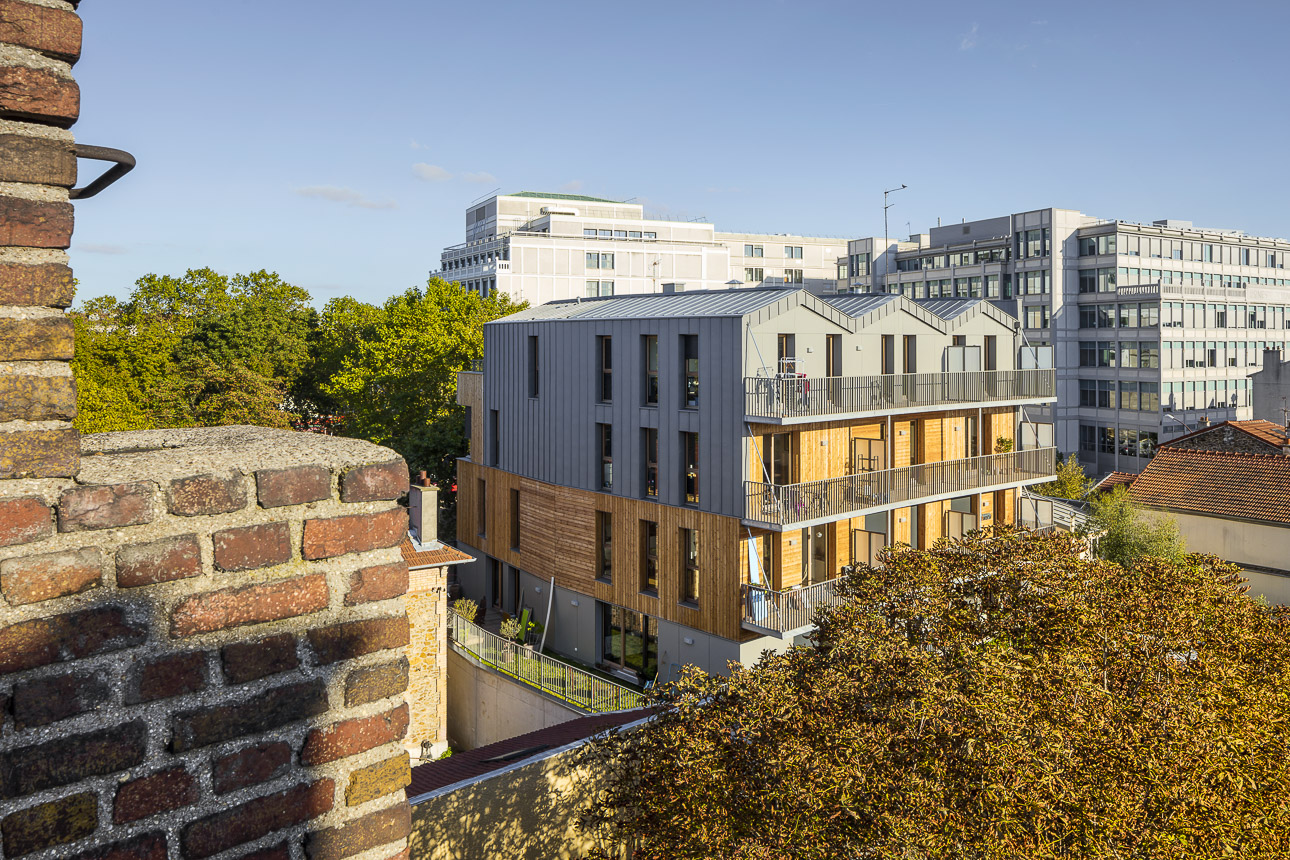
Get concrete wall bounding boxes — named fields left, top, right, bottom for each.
left=446, top=648, right=583, bottom=751
left=409, top=735, right=610, bottom=860
left=1158, top=510, right=1290, bottom=604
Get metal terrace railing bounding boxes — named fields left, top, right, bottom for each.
left=447, top=611, right=645, bottom=714
left=744, top=448, right=1057, bottom=529
left=741, top=578, right=844, bottom=635
left=744, top=369, right=1055, bottom=421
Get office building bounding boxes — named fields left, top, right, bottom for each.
left=840, top=209, right=1290, bottom=474
left=433, top=192, right=845, bottom=305
left=452, top=287, right=1056, bottom=679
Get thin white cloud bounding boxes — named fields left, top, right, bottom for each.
left=294, top=186, right=397, bottom=210
left=410, top=139, right=431, bottom=150
left=78, top=243, right=128, bottom=255
left=560, top=180, right=584, bottom=193
left=462, top=171, right=498, bottom=184
left=412, top=163, right=453, bottom=182
left=960, top=22, right=979, bottom=50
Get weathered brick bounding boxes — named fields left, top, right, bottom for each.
left=66, top=832, right=168, bottom=860
left=0, top=495, right=52, bottom=547
left=231, top=845, right=289, bottom=860
left=0, top=604, right=146, bottom=675
left=58, top=481, right=153, bottom=531
left=302, top=507, right=406, bottom=560
left=0, top=721, right=147, bottom=798
left=0, top=316, right=73, bottom=359
left=0, top=132, right=75, bottom=184
left=345, top=657, right=409, bottom=707
left=305, top=802, right=411, bottom=860
left=116, top=534, right=202, bottom=588
left=213, top=740, right=292, bottom=794
left=171, top=574, right=328, bottom=637
left=221, top=633, right=298, bottom=684
left=346, top=561, right=408, bottom=606
left=113, top=767, right=197, bottom=824
left=1, top=791, right=96, bottom=857
left=301, top=704, right=409, bottom=765
left=0, top=65, right=79, bottom=126
left=167, top=472, right=246, bottom=517
left=213, top=521, right=291, bottom=571
left=0, top=261, right=75, bottom=306
left=170, top=680, right=326, bottom=753
left=181, top=779, right=333, bottom=860
left=0, top=546, right=102, bottom=605
left=346, top=751, right=410, bottom=806
left=0, top=428, right=79, bottom=478
left=126, top=651, right=207, bottom=704
left=0, top=196, right=72, bottom=249
left=256, top=463, right=330, bottom=508
left=0, top=374, right=76, bottom=421
left=340, top=459, right=409, bottom=503
left=308, top=614, right=409, bottom=665
left=12, top=668, right=108, bottom=729
left=0, top=1, right=83, bottom=62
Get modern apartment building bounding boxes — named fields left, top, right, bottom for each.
left=453, top=287, right=1056, bottom=679
left=432, top=192, right=845, bottom=305
left=840, top=209, right=1290, bottom=475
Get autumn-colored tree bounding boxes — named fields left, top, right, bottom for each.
left=1089, top=483, right=1186, bottom=567
left=577, top=528, right=1290, bottom=860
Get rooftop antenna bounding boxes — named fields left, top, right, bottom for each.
left=468, top=187, right=502, bottom=207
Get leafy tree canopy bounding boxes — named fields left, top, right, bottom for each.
left=578, top=529, right=1290, bottom=860
left=1089, top=484, right=1186, bottom=567
left=1032, top=452, right=1091, bottom=500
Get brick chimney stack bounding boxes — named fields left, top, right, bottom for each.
left=408, top=471, right=438, bottom=544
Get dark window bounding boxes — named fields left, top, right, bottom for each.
left=597, top=511, right=612, bottom=583
left=600, top=603, right=657, bottom=679
left=640, top=520, right=658, bottom=594
left=527, top=336, right=539, bottom=398
left=489, top=410, right=499, bottom=466
left=509, top=488, right=520, bottom=549
left=762, top=433, right=793, bottom=485
left=598, top=335, right=612, bottom=402
left=777, top=334, right=796, bottom=373
left=681, top=432, right=699, bottom=505
left=643, top=335, right=659, bottom=405
left=681, top=335, right=698, bottom=408
left=680, top=528, right=699, bottom=605
left=476, top=479, right=486, bottom=536
left=643, top=428, right=658, bottom=497
left=598, top=423, right=613, bottom=490
left=463, top=406, right=472, bottom=455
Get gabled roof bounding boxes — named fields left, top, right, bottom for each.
left=496, top=287, right=799, bottom=323
left=1094, top=471, right=1137, bottom=493
left=1160, top=419, right=1290, bottom=453
left=401, top=537, right=474, bottom=569
left=408, top=708, right=652, bottom=799
left=1129, top=447, right=1290, bottom=525
left=914, top=297, right=985, bottom=320
left=821, top=293, right=901, bottom=317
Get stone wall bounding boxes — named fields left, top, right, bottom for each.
left=0, top=427, right=416, bottom=860
left=0, top=0, right=82, bottom=480
left=405, top=568, right=447, bottom=759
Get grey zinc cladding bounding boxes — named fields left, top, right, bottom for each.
left=493, top=287, right=801, bottom=323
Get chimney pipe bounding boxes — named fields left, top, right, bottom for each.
left=408, top=482, right=439, bottom=545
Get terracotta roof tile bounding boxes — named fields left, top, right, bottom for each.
left=1161, top=419, right=1290, bottom=452
left=1095, top=472, right=1137, bottom=492
left=400, top=537, right=473, bottom=569
left=1129, top=448, right=1290, bottom=525
left=408, top=708, right=652, bottom=798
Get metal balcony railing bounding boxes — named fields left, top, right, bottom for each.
left=744, top=369, right=1055, bottom=421
left=447, top=611, right=644, bottom=714
left=741, top=578, right=844, bottom=635
left=744, top=448, right=1057, bottom=528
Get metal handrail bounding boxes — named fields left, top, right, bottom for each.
left=447, top=611, right=644, bottom=714
left=741, top=578, right=844, bottom=634
left=744, top=368, right=1055, bottom=420
left=745, top=448, right=1057, bottom=528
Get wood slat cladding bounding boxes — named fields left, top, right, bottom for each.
left=456, top=372, right=484, bottom=459
left=457, top=460, right=745, bottom=641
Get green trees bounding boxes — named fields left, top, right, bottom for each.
left=307, top=277, right=524, bottom=484
left=1032, top=452, right=1092, bottom=500
left=1090, top=484, right=1186, bottom=567
left=577, top=529, right=1290, bottom=860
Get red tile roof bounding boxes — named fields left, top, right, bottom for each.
left=1162, top=419, right=1290, bottom=452
left=1095, top=471, right=1137, bottom=493
left=408, top=708, right=652, bottom=798
left=1129, top=447, right=1290, bottom=525
left=401, top=538, right=473, bottom=569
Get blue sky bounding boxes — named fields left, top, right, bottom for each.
left=70, top=0, right=1290, bottom=308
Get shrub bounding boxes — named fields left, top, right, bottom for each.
left=452, top=598, right=478, bottom=623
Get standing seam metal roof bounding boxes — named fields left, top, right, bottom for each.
left=492, top=288, right=801, bottom=322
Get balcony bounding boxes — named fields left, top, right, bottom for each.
left=741, top=578, right=844, bottom=637
left=743, top=447, right=1057, bottom=530
left=745, top=369, right=1055, bottom=424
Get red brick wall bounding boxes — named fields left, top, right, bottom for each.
left=0, top=427, right=416, bottom=860
left=0, top=0, right=83, bottom=480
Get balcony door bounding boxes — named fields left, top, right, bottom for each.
left=802, top=526, right=830, bottom=586
left=762, top=433, right=794, bottom=486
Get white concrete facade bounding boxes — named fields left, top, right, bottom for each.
left=433, top=192, right=845, bottom=305
left=842, top=209, right=1290, bottom=476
